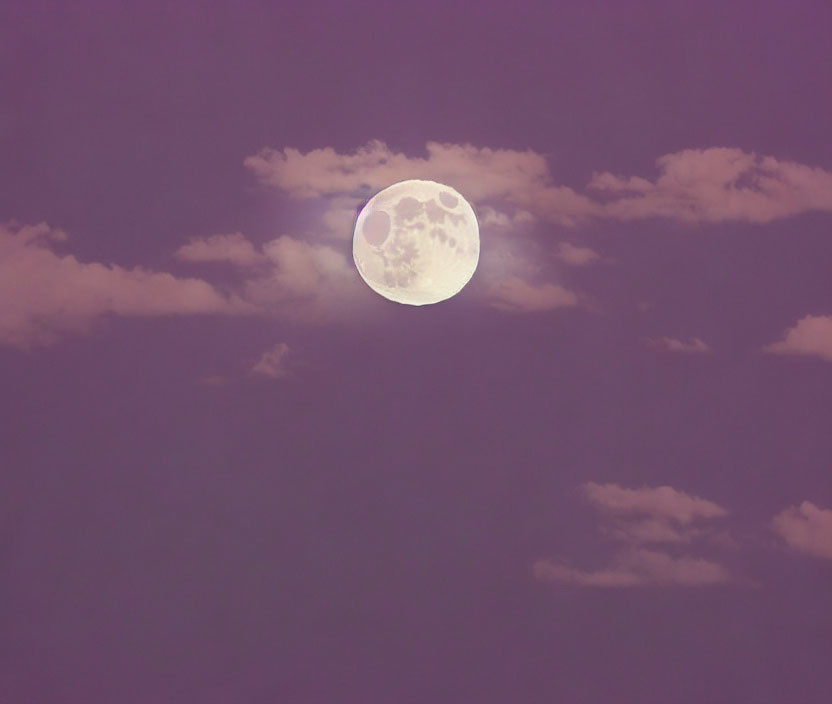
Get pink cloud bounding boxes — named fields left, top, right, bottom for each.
left=533, top=548, right=733, bottom=588
left=245, top=140, right=596, bottom=226
left=172, top=230, right=574, bottom=322
left=477, top=206, right=535, bottom=229
left=246, top=141, right=832, bottom=226
left=242, top=235, right=374, bottom=323
left=648, top=336, right=711, bottom=354
left=251, top=342, right=293, bottom=380
left=772, top=501, right=832, bottom=559
left=244, top=139, right=552, bottom=203
left=0, top=222, right=253, bottom=348
left=513, top=184, right=600, bottom=227
left=487, top=276, right=579, bottom=313
left=175, top=232, right=265, bottom=266
left=556, top=242, right=600, bottom=266
left=592, top=148, right=832, bottom=223
left=582, top=482, right=728, bottom=525
left=583, top=482, right=729, bottom=548
left=320, top=197, right=361, bottom=238
left=588, top=171, right=653, bottom=193
left=534, top=483, right=739, bottom=588
left=763, top=315, right=832, bottom=362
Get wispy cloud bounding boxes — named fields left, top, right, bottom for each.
left=14, top=140, right=829, bottom=348
left=242, top=140, right=832, bottom=321
left=487, top=276, right=579, bottom=313
left=763, top=315, right=832, bottom=362
left=583, top=482, right=728, bottom=525
left=590, top=148, right=832, bottom=224
left=243, top=139, right=593, bottom=226
left=772, top=501, right=832, bottom=559
left=320, top=197, right=361, bottom=238
left=175, top=231, right=374, bottom=323
left=250, top=342, right=294, bottom=380
left=244, top=139, right=555, bottom=204
left=582, top=482, right=728, bottom=545
left=556, top=242, right=600, bottom=266
left=535, top=483, right=738, bottom=588
left=242, top=235, right=372, bottom=323
left=246, top=140, right=832, bottom=226
left=0, top=222, right=253, bottom=348
left=477, top=206, right=535, bottom=229
left=648, top=337, right=711, bottom=354
left=175, top=232, right=266, bottom=266
left=177, top=230, right=579, bottom=319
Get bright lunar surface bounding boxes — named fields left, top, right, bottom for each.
left=352, top=179, right=480, bottom=305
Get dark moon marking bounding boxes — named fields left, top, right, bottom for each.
left=395, top=197, right=422, bottom=221
left=439, top=191, right=458, bottom=208
left=363, top=210, right=390, bottom=246
left=425, top=199, right=446, bottom=223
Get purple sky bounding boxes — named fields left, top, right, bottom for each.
left=2, top=1, right=832, bottom=701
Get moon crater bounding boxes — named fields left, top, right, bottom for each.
left=362, top=210, right=391, bottom=246
left=439, top=191, right=459, bottom=208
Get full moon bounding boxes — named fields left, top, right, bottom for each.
left=352, top=179, right=480, bottom=305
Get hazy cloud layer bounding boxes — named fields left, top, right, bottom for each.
left=12, top=139, right=830, bottom=348
left=0, top=222, right=252, bottom=348
left=763, top=315, right=832, bottom=362
left=772, top=501, right=832, bottom=559
left=246, top=141, right=832, bottom=226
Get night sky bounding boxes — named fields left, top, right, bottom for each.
left=2, top=2, right=832, bottom=702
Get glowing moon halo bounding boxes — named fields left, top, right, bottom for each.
left=352, top=179, right=480, bottom=305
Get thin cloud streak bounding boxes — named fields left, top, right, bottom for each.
left=534, top=548, right=734, bottom=588
left=648, top=337, right=711, bottom=354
